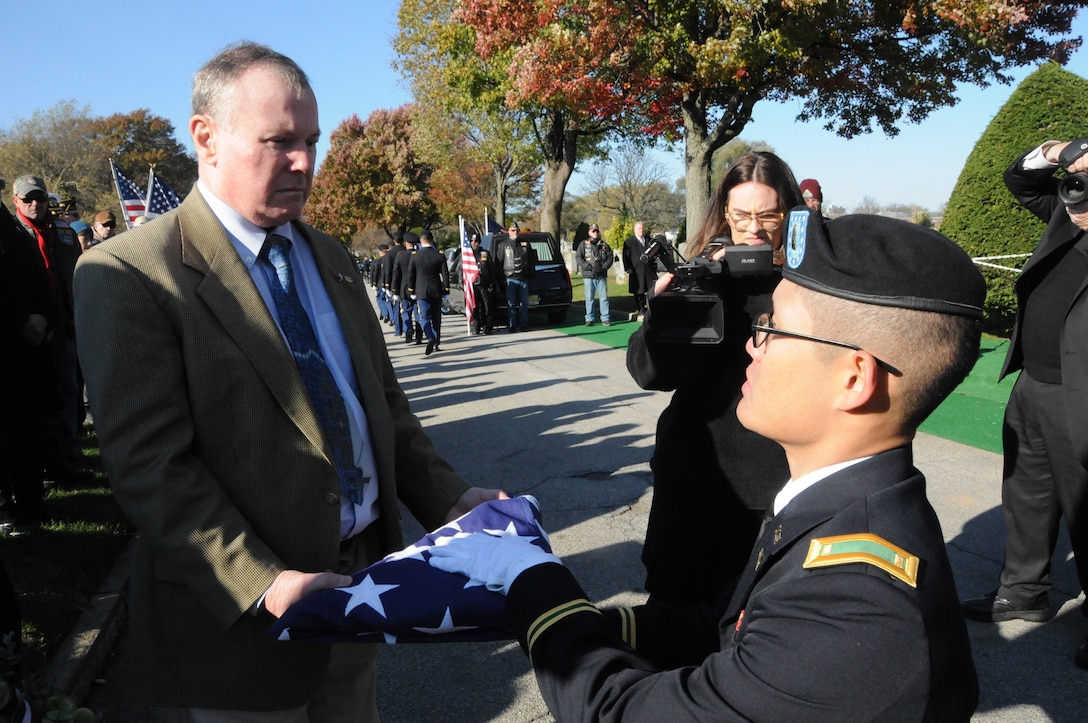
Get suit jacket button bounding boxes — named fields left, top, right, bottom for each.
left=325, top=493, right=339, bottom=505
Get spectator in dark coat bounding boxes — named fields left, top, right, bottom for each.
left=622, top=220, right=656, bottom=318
left=0, top=196, right=53, bottom=532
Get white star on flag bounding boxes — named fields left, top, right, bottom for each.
left=342, top=574, right=399, bottom=618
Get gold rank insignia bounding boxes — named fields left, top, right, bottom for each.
left=802, top=532, right=919, bottom=588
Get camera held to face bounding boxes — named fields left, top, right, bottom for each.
left=642, top=235, right=774, bottom=344
left=1058, top=173, right=1088, bottom=205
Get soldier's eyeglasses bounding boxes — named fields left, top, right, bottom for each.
left=750, top=312, right=901, bottom=375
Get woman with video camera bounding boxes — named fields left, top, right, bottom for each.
left=627, top=151, right=803, bottom=605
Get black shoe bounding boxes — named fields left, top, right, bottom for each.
left=425, top=340, right=435, bottom=356
left=416, top=337, right=424, bottom=345
left=1076, top=637, right=1088, bottom=670
left=961, top=591, right=1051, bottom=622
left=404, top=335, right=413, bottom=344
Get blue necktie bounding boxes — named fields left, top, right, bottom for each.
left=264, top=233, right=367, bottom=506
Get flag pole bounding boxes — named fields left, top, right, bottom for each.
left=108, top=159, right=130, bottom=230
left=145, top=164, right=155, bottom=220
left=459, top=215, right=471, bottom=337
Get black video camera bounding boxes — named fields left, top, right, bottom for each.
left=643, top=235, right=773, bottom=344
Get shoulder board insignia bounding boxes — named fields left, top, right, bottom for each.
left=803, top=532, right=919, bottom=588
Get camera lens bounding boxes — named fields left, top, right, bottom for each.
left=1058, top=173, right=1088, bottom=205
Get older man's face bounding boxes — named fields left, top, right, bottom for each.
left=14, top=190, right=49, bottom=222
left=94, top=219, right=116, bottom=239
left=193, top=65, right=319, bottom=228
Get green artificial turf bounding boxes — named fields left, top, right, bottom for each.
left=918, top=338, right=1017, bottom=454
left=559, top=302, right=1016, bottom=455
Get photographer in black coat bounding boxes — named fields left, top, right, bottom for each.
left=626, top=152, right=799, bottom=605
left=961, top=138, right=1088, bottom=670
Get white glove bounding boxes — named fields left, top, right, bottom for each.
left=428, top=533, right=561, bottom=595
left=410, top=293, right=417, bottom=301
left=392, top=294, right=400, bottom=304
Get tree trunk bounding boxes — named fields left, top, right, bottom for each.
left=493, top=167, right=508, bottom=228
left=539, top=155, right=574, bottom=237
left=680, top=89, right=751, bottom=251
left=536, top=111, right=579, bottom=238
left=682, top=95, right=714, bottom=251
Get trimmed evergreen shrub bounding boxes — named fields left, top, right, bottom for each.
left=942, top=62, right=1088, bottom=335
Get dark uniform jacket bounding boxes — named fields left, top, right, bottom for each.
left=1001, top=152, right=1088, bottom=466
left=381, top=244, right=403, bottom=292
left=392, top=245, right=416, bottom=298
left=506, top=447, right=978, bottom=722
left=407, top=245, right=449, bottom=300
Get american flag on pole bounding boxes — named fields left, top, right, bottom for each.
left=145, top=167, right=182, bottom=219
left=459, top=216, right=479, bottom=325
left=109, top=160, right=146, bottom=228
left=269, top=495, right=552, bottom=644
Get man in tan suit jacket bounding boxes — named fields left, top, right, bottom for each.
left=74, top=43, right=502, bottom=722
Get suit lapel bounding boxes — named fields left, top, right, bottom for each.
left=176, top=193, right=329, bottom=457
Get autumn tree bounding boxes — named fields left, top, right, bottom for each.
left=395, top=0, right=543, bottom=228
left=93, top=109, right=196, bottom=198
left=445, top=0, right=662, bottom=236
left=0, top=101, right=99, bottom=206
left=307, top=106, right=440, bottom=242
left=452, top=1, right=1081, bottom=236
left=0, top=102, right=194, bottom=217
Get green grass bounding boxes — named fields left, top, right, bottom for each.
left=3, top=428, right=134, bottom=689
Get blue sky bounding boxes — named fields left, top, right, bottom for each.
left=5, top=1, right=1088, bottom=212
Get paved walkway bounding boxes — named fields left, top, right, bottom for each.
left=80, top=312, right=1086, bottom=721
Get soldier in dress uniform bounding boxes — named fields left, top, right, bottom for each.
left=428, top=209, right=984, bottom=722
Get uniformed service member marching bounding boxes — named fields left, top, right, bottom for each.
left=428, top=209, right=984, bottom=722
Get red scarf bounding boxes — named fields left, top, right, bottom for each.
left=16, top=208, right=56, bottom=291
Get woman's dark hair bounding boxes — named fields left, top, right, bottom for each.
left=685, top=152, right=804, bottom=258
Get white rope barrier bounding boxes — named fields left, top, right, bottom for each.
left=971, top=253, right=1031, bottom=274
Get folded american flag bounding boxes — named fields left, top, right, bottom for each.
left=269, top=495, right=551, bottom=644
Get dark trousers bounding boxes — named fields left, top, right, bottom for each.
left=471, top=284, right=494, bottom=332
left=998, top=372, right=1088, bottom=604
